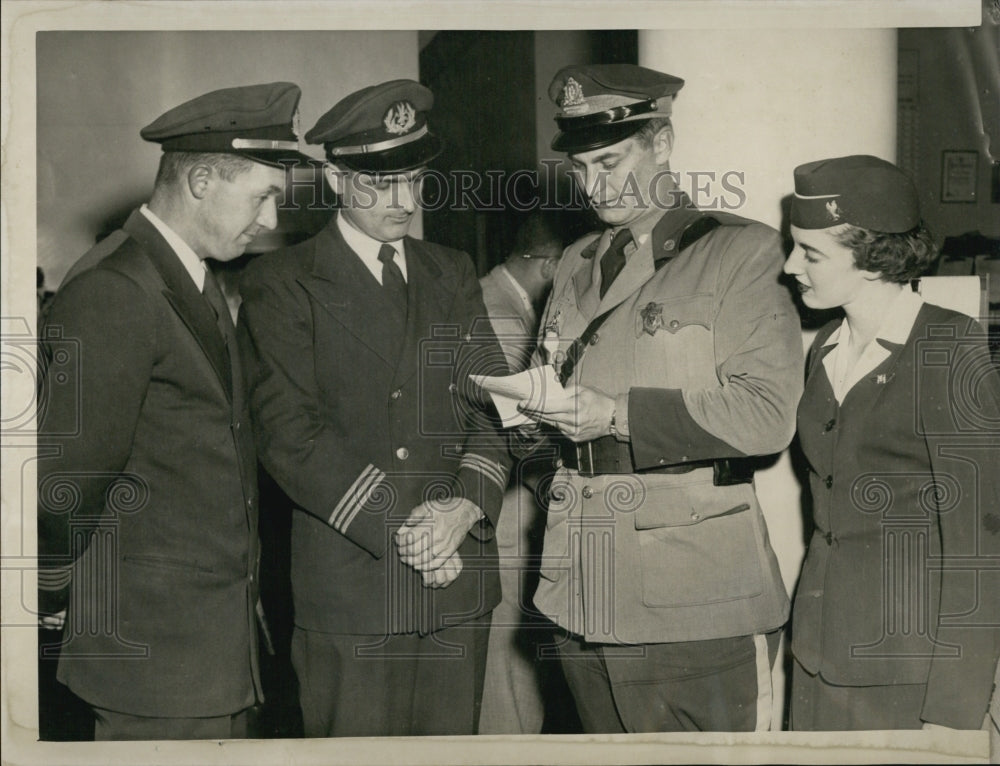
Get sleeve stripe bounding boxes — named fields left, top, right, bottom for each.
left=338, top=472, right=383, bottom=534
left=329, top=464, right=384, bottom=529
left=460, top=453, right=508, bottom=491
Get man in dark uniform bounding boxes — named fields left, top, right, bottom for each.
left=238, top=79, right=511, bottom=737
left=519, top=64, right=804, bottom=732
left=36, top=82, right=308, bottom=740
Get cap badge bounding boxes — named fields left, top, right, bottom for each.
left=826, top=199, right=842, bottom=222
left=560, top=77, right=586, bottom=108
left=384, top=101, right=417, bottom=135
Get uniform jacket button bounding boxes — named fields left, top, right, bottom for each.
left=669, top=319, right=680, bottom=329
left=581, top=485, right=594, bottom=499
left=589, top=333, right=600, bottom=346
left=390, top=389, right=402, bottom=400
left=824, top=418, right=836, bottom=432
left=824, top=475, right=833, bottom=489
left=396, top=447, right=409, bottom=460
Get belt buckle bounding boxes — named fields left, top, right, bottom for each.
left=575, top=441, right=596, bottom=477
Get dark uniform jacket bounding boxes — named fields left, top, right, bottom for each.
left=37, top=210, right=261, bottom=718
left=792, top=301, right=1000, bottom=729
left=238, top=218, right=510, bottom=636
left=533, top=194, right=803, bottom=644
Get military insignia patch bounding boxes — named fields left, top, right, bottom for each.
left=637, top=302, right=665, bottom=337
left=561, top=77, right=585, bottom=106
left=825, top=199, right=841, bottom=222
left=560, top=77, right=587, bottom=114
left=384, top=101, right=417, bottom=135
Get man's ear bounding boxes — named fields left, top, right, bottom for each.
left=187, top=163, right=213, bottom=200
left=652, top=124, right=674, bottom=166
left=323, top=163, right=347, bottom=198
left=540, top=256, right=560, bottom=280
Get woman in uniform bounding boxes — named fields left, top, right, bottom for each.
left=784, top=154, right=1000, bottom=731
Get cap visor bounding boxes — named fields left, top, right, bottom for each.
left=236, top=149, right=317, bottom=169
left=551, top=120, right=646, bottom=154
left=335, top=133, right=443, bottom=175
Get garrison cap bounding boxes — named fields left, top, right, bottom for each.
left=140, top=82, right=311, bottom=168
left=305, top=79, right=443, bottom=174
left=791, top=155, right=921, bottom=233
left=548, top=64, right=684, bottom=153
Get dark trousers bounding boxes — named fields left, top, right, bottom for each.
left=790, top=659, right=925, bottom=730
left=92, top=707, right=249, bottom=741
left=555, top=629, right=781, bottom=733
left=291, top=613, right=491, bottom=737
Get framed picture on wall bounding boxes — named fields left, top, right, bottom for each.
left=941, top=149, right=978, bottom=202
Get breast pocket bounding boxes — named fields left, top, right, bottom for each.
left=634, top=479, right=765, bottom=607
left=632, top=294, right=716, bottom=388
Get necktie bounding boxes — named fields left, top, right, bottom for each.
left=378, top=243, right=408, bottom=315
left=203, top=267, right=242, bottom=400
left=599, top=228, right=634, bottom=299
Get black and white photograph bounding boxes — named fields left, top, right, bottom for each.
left=2, top=1, right=999, bottom=764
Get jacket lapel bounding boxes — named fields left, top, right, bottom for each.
left=297, top=220, right=401, bottom=368
left=122, top=211, right=233, bottom=402
left=576, top=198, right=704, bottom=320
left=595, top=245, right=654, bottom=314
left=391, top=237, right=454, bottom=389
left=572, top=236, right=602, bottom=319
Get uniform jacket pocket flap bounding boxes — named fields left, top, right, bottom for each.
left=636, top=294, right=713, bottom=337
left=633, top=480, right=751, bottom=529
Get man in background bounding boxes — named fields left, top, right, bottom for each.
left=36, top=82, right=307, bottom=740
left=239, top=79, right=511, bottom=737
left=477, top=211, right=564, bottom=734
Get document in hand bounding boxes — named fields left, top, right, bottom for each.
left=470, top=364, right=572, bottom=427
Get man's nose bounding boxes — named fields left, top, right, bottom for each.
left=393, top=181, right=416, bottom=213
left=257, top=196, right=279, bottom=230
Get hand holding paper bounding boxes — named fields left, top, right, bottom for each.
left=470, top=366, right=616, bottom=441
left=470, top=364, right=571, bottom=427
left=518, top=383, right=616, bottom=442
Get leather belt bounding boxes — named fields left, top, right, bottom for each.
left=557, top=436, right=755, bottom=486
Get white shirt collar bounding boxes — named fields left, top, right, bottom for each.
left=823, top=288, right=923, bottom=403
left=139, top=204, right=206, bottom=292
left=336, top=211, right=407, bottom=284
left=498, top=264, right=535, bottom=322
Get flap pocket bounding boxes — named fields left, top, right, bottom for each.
left=635, top=294, right=713, bottom=337
left=634, top=480, right=752, bottom=529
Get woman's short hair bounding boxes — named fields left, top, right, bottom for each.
left=834, top=223, right=938, bottom=284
